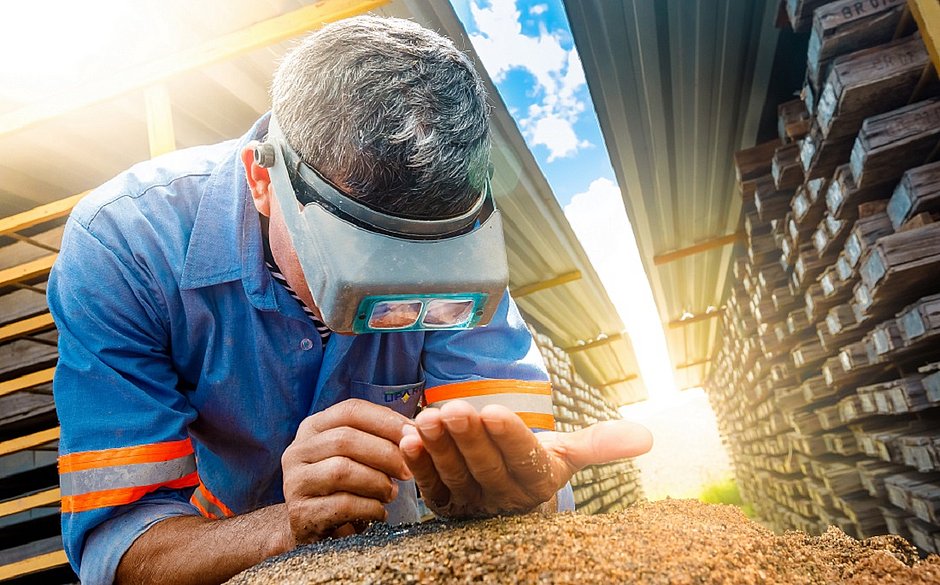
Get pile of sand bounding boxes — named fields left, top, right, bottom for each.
left=228, top=499, right=940, bottom=584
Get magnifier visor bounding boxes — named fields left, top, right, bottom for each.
left=368, top=301, right=423, bottom=330
left=422, top=299, right=475, bottom=327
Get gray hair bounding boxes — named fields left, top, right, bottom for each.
left=271, top=16, right=491, bottom=219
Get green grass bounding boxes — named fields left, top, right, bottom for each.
left=698, top=478, right=755, bottom=518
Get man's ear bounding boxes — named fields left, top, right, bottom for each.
left=241, top=142, right=272, bottom=217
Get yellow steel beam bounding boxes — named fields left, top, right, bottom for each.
left=653, top=232, right=743, bottom=266
left=0, top=313, right=55, bottom=344
left=0, top=550, right=69, bottom=581
left=0, top=0, right=390, bottom=137
left=676, top=358, right=711, bottom=370
left=510, top=271, right=582, bottom=298
left=0, top=255, right=57, bottom=289
left=0, top=488, right=61, bottom=520
left=0, top=193, right=86, bottom=238
left=0, top=427, right=60, bottom=458
left=600, top=373, right=639, bottom=387
left=0, top=367, right=56, bottom=399
left=563, top=332, right=624, bottom=354
left=144, top=84, right=176, bottom=158
left=910, top=0, right=940, bottom=74
left=668, top=308, right=724, bottom=329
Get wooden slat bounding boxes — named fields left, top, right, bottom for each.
left=0, top=367, right=56, bottom=399
left=564, top=332, right=624, bottom=354
left=0, top=314, right=55, bottom=344
left=0, top=489, right=60, bottom=520
left=144, top=84, right=176, bottom=158
left=0, top=194, right=85, bottom=238
left=0, top=427, right=59, bottom=458
left=510, top=271, right=581, bottom=298
left=0, top=550, right=69, bottom=581
left=0, top=256, right=57, bottom=289
left=910, top=0, right=940, bottom=74
left=0, top=0, right=391, bottom=137
left=653, top=232, right=743, bottom=265
left=668, top=309, right=724, bottom=329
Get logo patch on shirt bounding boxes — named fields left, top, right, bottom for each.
left=384, top=389, right=416, bottom=404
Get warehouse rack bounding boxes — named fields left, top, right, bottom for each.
left=707, top=0, right=940, bottom=554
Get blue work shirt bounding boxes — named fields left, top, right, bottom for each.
left=48, top=115, right=570, bottom=584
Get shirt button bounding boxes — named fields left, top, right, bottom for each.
left=300, top=338, right=314, bottom=351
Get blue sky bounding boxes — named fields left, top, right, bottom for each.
left=450, top=0, right=616, bottom=207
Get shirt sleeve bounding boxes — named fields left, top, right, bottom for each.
left=48, top=215, right=200, bottom=584
left=422, top=289, right=554, bottom=430
left=422, top=290, right=574, bottom=512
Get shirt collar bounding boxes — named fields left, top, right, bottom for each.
left=180, top=113, right=278, bottom=311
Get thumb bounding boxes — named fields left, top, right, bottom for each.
left=555, top=420, right=653, bottom=471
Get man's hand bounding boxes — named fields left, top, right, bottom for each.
left=281, top=399, right=414, bottom=545
left=399, top=400, right=652, bottom=518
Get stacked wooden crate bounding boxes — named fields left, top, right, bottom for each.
left=0, top=202, right=77, bottom=583
left=707, top=0, right=940, bottom=553
left=529, top=328, right=644, bottom=514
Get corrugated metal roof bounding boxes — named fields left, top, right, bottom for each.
left=0, top=0, right=646, bottom=405
left=563, top=0, right=783, bottom=390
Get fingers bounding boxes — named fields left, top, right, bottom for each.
left=548, top=419, right=653, bottom=471
left=284, top=455, right=398, bottom=503
left=479, top=404, right=564, bottom=492
left=298, top=398, right=412, bottom=444
left=285, top=426, right=412, bottom=481
left=288, top=493, right=387, bottom=544
left=400, top=425, right=451, bottom=508
left=412, top=406, right=481, bottom=505
left=440, top=401, right=519, bottom=494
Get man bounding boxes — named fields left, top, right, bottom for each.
left=49, top=16, right=652, bottom=585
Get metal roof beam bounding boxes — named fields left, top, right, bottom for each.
left=910, top=0, right=940, bottom=73
left=0, top=0, right=390, bottom=137
left=564, top=332, right=625, bottom=354
left=510, top=270, right=582, bottom=298
left=668, top=309, right=724, bottom=329
left=676, top=358, right=710, bottom=369
left=600, top=373, right=639, bottom=387
left=652, top=232, right=743, bottom=266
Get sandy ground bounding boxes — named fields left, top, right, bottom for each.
left=227, top=499, right=939, bottom=584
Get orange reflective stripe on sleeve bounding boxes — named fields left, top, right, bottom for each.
left=424, top=379, right=551, bottom=404
left=516, top=412, right=556, bottom=431
left=58, top=438, right=194, bottom=473
left=424, top=379, right=555, bottom=431
left=61, top=471, right=199, bottom=513
left=190, top=481, right=234, bottom=519
left=58, top=438, right=199, bottom=513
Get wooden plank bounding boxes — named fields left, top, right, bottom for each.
left=800, top=125, right=855, bottom=180
left=778, top=98, right=811, bottom=141
left=0, top=194, right=85, bottom=238
left=0, top=256, right=56, bottom=289
left=0, top=489, right=60, bottom=520
left=771, top=142, right=805, bottom=190
left=0, top=314, right=55, bottom=345
left=887, top=160, right=940, bottom=229
left=734, top=140, right=781, bottom=196
left=0, top=427, right=59, bottom=458
left=0, top=549, right=69, bottom=581
left=816, top=35, right=929, bottom=141
left=511, top=271, right=581, bottom=298
left=653, top=233, right=742, bottom=265
left=808, top=0, right=907, bottom=91
left=144, top=84, right=176, bottom=158
left=0, top=0, right=391, bottom=137
left=786, top=0, right=833, bottom=32
left=850, top=98, right=940, bottom=190
left=897, top=292, right=940, bottom=345
left=0, top=368, right=55, bottom=399
left=910, top=0, right=940, bottom=73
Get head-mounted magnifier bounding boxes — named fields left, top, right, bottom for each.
left=252, top=114, right=510, bottom=334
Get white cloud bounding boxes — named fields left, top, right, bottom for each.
left=563, top=178, right=678, bottom=398
left=467, top=0, right=590, bottom=161
left=529, top=4, right=548, bottom=15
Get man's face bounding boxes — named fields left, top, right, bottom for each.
left=241, top=144, right=323, bottom=320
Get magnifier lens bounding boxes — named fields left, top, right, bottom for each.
left=368, top=301, right=423, bottom=330
left=423, top=299, right=475, bottom=327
